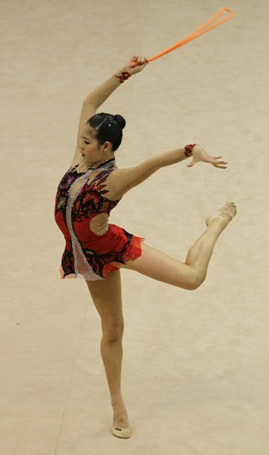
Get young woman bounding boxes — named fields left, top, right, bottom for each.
left=54, top=56, right=236, bottom=439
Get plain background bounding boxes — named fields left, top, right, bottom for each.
left=1, top=0, right=268, bottom=454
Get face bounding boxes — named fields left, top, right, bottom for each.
left=79, top=125, right=113, bottom=167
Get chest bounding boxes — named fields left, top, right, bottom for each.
left=55, top=164, right=120, bottom=218
left=68, top=171, right=113, bottom=203
left=69, top=171, right=110, bottom=201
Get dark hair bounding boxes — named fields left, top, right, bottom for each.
left=87, top=112, right=126, bottom=151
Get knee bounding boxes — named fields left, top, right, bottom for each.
left=102, top=320, right=124, bottom=344
left=186, top=270, right=207, bottom=291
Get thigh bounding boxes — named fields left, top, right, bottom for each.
left=122, top=243, right=193, bottom=289
left=86, top=270, right=123, bottom=326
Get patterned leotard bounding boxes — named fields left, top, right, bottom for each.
left=54, top=158, right=144, bottom=280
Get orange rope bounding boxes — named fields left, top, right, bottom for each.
left=148, top=7, right=235, bottom=63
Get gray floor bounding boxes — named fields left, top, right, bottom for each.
left=1, top=0, right=269, bottom=454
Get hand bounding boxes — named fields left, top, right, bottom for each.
left=122, top=55, right=148, bottom=75
left=187, top=145, right=228, bottom=169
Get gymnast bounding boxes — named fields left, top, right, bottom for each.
left=54, top=55, right=236, bottom=438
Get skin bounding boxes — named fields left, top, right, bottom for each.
left=67, top=56, right=236, bottom=437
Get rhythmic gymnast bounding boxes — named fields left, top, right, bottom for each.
left=54, top=55, right=237, bottom=439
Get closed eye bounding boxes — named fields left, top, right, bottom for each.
left=81, top=136, right=90, bottom=145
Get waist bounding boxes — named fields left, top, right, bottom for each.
left=72, top=213, right=109, bottom=240
left=65, top=223, right=126, bottom=252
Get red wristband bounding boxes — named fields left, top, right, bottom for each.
left=115, top=71, right=131, bottom=83
left=184, top=144, right=197, bottom=157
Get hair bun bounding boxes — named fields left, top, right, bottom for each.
left=113, top=114, right=126, bottom=129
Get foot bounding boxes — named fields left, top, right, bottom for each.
left=206, top=201, right=237, bottom=228
left=111, top=412, right=132, bottom=439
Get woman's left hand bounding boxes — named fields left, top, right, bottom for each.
left=187, top=145, right=228, bottom=169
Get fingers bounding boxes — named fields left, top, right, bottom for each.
left=186, top=158, right=197, bottom=167
left=212, top=157, right=228, bottom=168
left=212, top=161, right=228, bottom=168
left=212, top=160, right=228, bottom=168
left=187, top=149, right=228, bottom=169
left=130, top=55, right=138, bottom=66
left=213, top=163, right=228, bottom=169
left=209, top=155, right=228, bottom=168
left=132, top=56, right=148, bottom=64
left=187, top=157, right=228, bottom=168
left=130, top=55, right=148, bottom=68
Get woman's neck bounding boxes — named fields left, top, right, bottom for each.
left=76, top=157, right=116, bottom=174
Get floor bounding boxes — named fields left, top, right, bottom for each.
left=1, top=0, right=269, bottom=454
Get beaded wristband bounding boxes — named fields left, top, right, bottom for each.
left=115, top=71, right=131, bottom=83
left=184, top=143, right=197, bottom=157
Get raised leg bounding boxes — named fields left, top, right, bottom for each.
left=123, top=202, right=236, bottom=289
left=86, top=271, right=132, bottom=438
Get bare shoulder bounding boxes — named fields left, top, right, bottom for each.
left=106, top=167, right=127, bottom=199
left=108, top=166, right=134, bottom=183
left=109, top=167, right=131, bottom=180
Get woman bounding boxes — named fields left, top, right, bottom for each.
left=54, top=55, right=236, bottom=439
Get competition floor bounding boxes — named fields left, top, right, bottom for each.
left=1, top=0, right=269, bottom=454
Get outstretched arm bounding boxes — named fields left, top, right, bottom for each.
left=109, top=145, right=228, bottom=198
left=71, top=56, right=148, bottom=166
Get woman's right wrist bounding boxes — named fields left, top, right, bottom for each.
left=184, top=144, right=198, bottom=157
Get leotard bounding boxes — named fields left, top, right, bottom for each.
left=54, top=158, right=143, bottom=280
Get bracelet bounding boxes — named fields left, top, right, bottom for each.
left=115, top=71, right=131, bottom=83
left=184, top=144, right=197, bottom=157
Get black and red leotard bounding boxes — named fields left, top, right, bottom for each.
left=54, top=158, right=143, bottom=280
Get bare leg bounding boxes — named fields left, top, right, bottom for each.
left=85, top=202, right=236, bottom=438
left=86, top=271, right=132, bottom=438
left=123, top=202, right=236, bottom=289
left=185, top=202, right=237, bottom=274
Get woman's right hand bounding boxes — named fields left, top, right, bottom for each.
left=122, top=55, right=148, bottom=75
left=187, top=145, right=228, bottom=169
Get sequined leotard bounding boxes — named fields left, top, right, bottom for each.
left=54, top=158, right=143, bottom=280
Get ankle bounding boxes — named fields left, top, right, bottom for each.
left=111, top=395, right=127, bottom=415
left=111, top=392, right=124, bottom=406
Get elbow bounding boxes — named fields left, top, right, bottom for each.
left=83, top=100, right=97, bottom=109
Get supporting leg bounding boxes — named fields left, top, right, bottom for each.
left=86, top=271, right=132, bottom=438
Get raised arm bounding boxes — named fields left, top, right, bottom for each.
left=109, top=145, right=228, bottom=199
left=71, top=56, right=148, bottom=167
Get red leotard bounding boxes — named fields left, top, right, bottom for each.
left=54, top=159, right=144, bottom=280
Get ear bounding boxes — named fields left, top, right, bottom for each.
left=103, top=141, right=113, bottom=152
